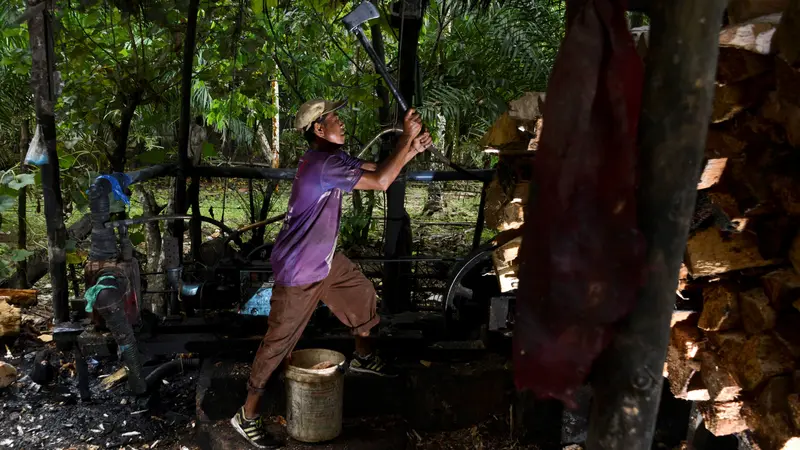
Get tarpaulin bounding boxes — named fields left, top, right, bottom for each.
left=513, top=0, right=645, bottom=406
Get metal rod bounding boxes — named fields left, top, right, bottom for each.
left=472, top=181, right=489, bottom=250
left=193, top=164, right=493, bottom=183
left=126, top=164, right=176, bottom=184
left=586, top=1, right=726, bottom=448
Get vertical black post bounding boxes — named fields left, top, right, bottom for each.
left=16, top=121, right=30, bottom=288
left=27, top=0, right=69, bottom=323
left=472, top=181, right=488, bottom=250
left=383, top=0, right=423, bottom=313
left=586, top=1, right=726, bottom=449
left=170, top=0, right=200, bottom=261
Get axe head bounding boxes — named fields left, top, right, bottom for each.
left=342, top=1, right=380, bottom=32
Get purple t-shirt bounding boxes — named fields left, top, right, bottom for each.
left=270, top=149, right=364, bottom=286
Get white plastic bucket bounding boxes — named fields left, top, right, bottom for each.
left=284, top=348, right=346, bottom=443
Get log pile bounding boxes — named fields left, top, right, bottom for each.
left=479, top=2, right=800, bottom=447
left=659, top=5, right=800, bottom=448
left=482, top=92, right=543, bottom=292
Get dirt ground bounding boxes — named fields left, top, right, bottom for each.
left=0, top=288, right=553, bottom=450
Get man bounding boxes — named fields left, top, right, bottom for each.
left=231, top=98, right=432, bottom=448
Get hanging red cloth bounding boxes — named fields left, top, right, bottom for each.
left=513, top=0, right=645, bottom=406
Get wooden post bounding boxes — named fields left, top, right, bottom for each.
left=586, top=1, right=726, bottom=449
left=170, top=0, right=199, bottom=266
left=16, top=121, right=30, bottom=288
left=27, top=0, right=69, bottom=323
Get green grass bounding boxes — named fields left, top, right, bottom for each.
left=0, top=178, right=491, bottom=278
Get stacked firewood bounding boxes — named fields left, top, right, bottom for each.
left=663, top=3, right=800, bottom=448
left=481, top=92, right=544, bottom=293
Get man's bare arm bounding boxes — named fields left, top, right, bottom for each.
left=360, top=161, right=378, bottom=171
left=354, top=136, right=415, bottom=191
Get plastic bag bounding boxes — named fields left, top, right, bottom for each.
left=24, top=125, right=49, bottom=166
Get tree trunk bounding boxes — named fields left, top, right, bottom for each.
left=271, top=79, right=280, bottom=168
left=15, top=121, right=30, bottom=288
left=586, top=0, right=727, bottom=448
left=110, top=94, right=142, bottom=173
left=252, top=180, right=278, bottom=245
left=256, top=122, right=273, bottom=164
left=170, top=0, right=200, bottom=265
left=27, top=0, right=69, bottom=323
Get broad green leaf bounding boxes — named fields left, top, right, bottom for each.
left=59, top=154, right=77, bottom=169
left=251, top=0, right=263, bottom=15
left=8, top=174, right=36, bottom=190
left=10, top=249, right=34, bottom=262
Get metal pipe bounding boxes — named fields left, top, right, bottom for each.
left=145, top=357, right=201, bottom=390
left=126, top=164, right=176, bottom=184
left=586, top=0, right=726, bottom=448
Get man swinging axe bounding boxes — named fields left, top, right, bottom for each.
left=231, top=98, right=432, bottom=448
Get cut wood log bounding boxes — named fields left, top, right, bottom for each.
left=686, top=224, right=782, bottom=277
left=738, top=334, right=795, bottom=390
left=671, top=310, right=697, bottom=327
left=788, top=394, right=800, bottom=429
left=665, top=345, right=708, bottom=400
left=699, top=283, right=741, bottom=332
left=764, top=268, right=800, bottom=310
left=717, top=47, right=774, bottom=84
left=701, top=351, right=742, bottom=402
left=499, top=202, right=524, bottom=231
left=726, top=1, right=785, bottom=26
left=707, top=192, right=742, bottom=218
left=508, top=92, right=545, bottom=133
left=492, top=237, right=521, bottom=293
left=758, top=375, right=791, bottom=413
left=0, top=289, right=37, bottom=308
left=0, top=299, right=20, bottom=339
left=743, top=401, right=799, bottom=449
left=771, top=176, right=800, bottom=216
left=776, top=0, right=800, bottom=66
left=755, top=217, right=797, bottom=260
left=672, top=316, right=704, bottom=358
left=741, top=288, right=778, bottom=334
left=480, top=112, right=526, bottom=148
left=712, top=74, right=775, bottom=124
left=698, top=401, right=748, bottom=436
left=0, top=361, right=16, bottom=389
left=716, top=332, right=749, bottom=377
left=698, top=158, right=729, bottom=190
left=706, top=127, right=748, bottom=158
left=772, top=318, right=800, bottom=358
left=677, top=263, right=690, bottom=293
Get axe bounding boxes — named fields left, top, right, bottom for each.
left=342, top=2, right=484, bottom=182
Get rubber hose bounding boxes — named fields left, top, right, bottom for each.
left=145, top=358, right=201, bottom=390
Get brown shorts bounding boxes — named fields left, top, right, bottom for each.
left=247, top=253, right=379, bottom=394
